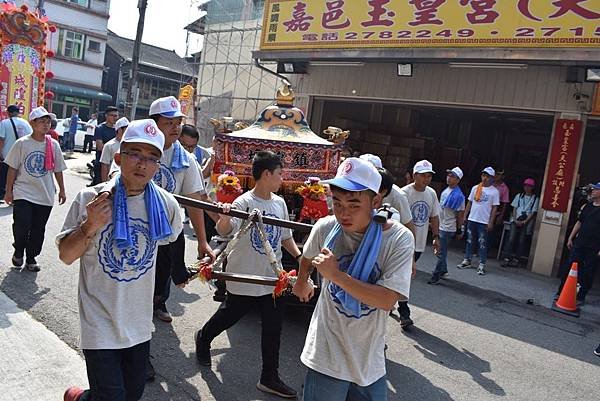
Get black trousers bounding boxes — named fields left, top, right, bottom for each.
left=91, top=151, right=102, bottom=185
left=0, top=161, right=8, bottom=199
left=154, top=231, right=187, bottom=308
left=200, top=293, right=284, bottom=378
left=12, top=199, right=52, bottom=262
left=81, top=341, right=149, bottom=401
left=557, top=246, right=600, bottom=301
left=398, top=251, right=421, bottom=319
left=83, top=135, right=94, bottom=153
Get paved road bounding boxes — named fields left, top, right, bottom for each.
left=1, top=160, right=599, bottom=401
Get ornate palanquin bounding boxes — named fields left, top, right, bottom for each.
left=211, top=86, right=345, bottom=191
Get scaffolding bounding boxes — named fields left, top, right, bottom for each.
left=195, top=0, right=283, bottom=144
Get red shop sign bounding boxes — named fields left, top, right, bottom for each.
left=541, top=119, right=583, bottom=213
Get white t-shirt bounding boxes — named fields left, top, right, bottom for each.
left=225, top=190, right=293, bottom=297
left=301, top=216, right=414, bottom=386
left=86, top=118, right=97, bottom=136
left=467, top=185, right=500, bottom=225
left=55, top=181, right=182, bottom=350
left=0, top=117, right=33, bottom=159
left=100, top=138, right=120, bottom=166
left=383, top=184, right=413, bottom=226
left=152, top=145, right=205, bottom=196
left=400, top=184, right=440, bottom=252
left=4, top=135, right=67, bottom=206
left=439, top=187, right=465, bottom=233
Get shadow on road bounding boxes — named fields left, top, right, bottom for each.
left=408, top=273, right=600, bottom=366
left=405, top=327, right=505, bottom=397
left=0, top=268, right=50, bottom=312
left=386, top=358, right=456, bottom=401
left=0, top=205, right=13, bottom=217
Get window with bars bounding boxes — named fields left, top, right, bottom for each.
left=58, top=29, right=85, bottom=60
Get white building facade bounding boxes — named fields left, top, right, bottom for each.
left=18, top=0, right=112, bottom=119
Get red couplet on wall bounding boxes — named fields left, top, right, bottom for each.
left=541, top=119, right=583, bottom=213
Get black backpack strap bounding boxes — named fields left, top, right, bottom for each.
left=8, top=117, right=19, bottom=141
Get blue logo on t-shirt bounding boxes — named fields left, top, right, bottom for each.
left=153, top=164, right=176, bottom=193
left=475, top=193, right=490, bottom=203
left=328, top=254, right=380, bottom=319
left=250, top=213, right=282, bottom=255
left=24, top=151, right=48, bottom=178
left=411, top=200, right=430, bottom=227
left=98, top=218, right=157, bottom=282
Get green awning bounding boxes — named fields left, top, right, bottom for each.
left=47, top=82, right=113, bottom=102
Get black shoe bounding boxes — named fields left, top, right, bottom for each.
left=427, top=274, right=441, bottom=285
left=400, top=317, right=414, bottom=330
left=25, top=258, right=40, bottom=272
left=146, top=357, right=155, bottom=382
left=594, top=344, right=600, bottom=357
left=11, top=254, right=23, bottom=268
left=257, top=375, right=297, bottom=399
left=195, top=330, right=211, bottom=366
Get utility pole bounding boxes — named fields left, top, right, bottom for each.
left=125, top=0, right=148, bottom=120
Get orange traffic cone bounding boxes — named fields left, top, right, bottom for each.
left=552, top=262, right=580, bottom=317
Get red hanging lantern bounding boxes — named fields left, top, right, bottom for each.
left=46, top=50, right=55, bottom=58
left=48, top=25, right=57, bottom=33
left=45, top=71, right=54, bottom=79
left=44, top=91, right=55, bottom=100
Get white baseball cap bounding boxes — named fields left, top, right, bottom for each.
left=149, top=96, right=185, bottom=118
left=121, top=119, right=165, bottom=156
left=114, top=117, right=130, bottom=131
left=322, top=157, right=381, bottom=194
left=413, top=160, right=435, bottom=174
left=29, top=106, right=51, bottom=121
left=359, top=153, right=383, bottom=169
left=446, top=166, right=464, bottom=180
left=482, top=166, right=496, bottom=176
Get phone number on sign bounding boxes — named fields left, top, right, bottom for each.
left=303, top=27, right=600, bottom=41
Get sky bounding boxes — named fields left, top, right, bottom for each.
left=108, top=0, right=204, bottom=57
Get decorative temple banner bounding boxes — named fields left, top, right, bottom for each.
left=260, top=0, right=600, bottom=50
left=178, top=84, right=195, bottom=119
left=0, top=4, right=51, bottom=120
left=541, top=119, right=583, bottom=213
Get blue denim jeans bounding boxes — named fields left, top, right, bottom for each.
left=303, top=368, right=387, bottom=401
left=465, top=221, right=489, bottom=265
left=433, top=230, right=454, bottom=275
left=80, top=341, right=149, bottom=401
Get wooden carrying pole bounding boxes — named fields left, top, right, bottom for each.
left=180, top=195, right=314, bottom=286
left=174, top=195, right=314, bottom=233
left=192, top=241, right=280, bottom=286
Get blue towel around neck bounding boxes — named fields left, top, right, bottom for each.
left=323, top=216, right=383, bottom=317
left=194, top=145, right=209, bottom=164
left=112, top=175, right=173, bottom=249
left=442, top=186, right=465, bottom=211
left=171, top=141, right=190, bottom=172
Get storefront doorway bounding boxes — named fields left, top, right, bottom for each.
left=311, top=98, right=554, bottom=263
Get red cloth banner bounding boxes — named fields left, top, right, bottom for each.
left=541, top=119, right=583, bottom=213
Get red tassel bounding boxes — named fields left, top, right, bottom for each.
left=273, top=269, right=297, bottom=298
left=197, top=263, right=213, bottom=283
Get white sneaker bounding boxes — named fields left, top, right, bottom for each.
left=457, top=259, right=472, bottom=269
left=477, top=264, right=486, bottom=275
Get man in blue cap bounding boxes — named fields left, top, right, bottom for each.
left=556, top=182, right=600, bottom=306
